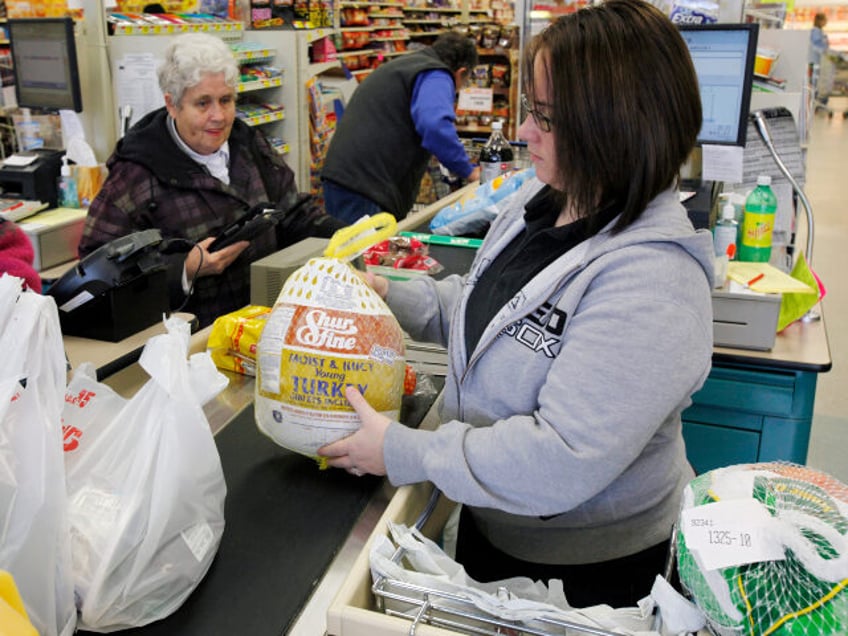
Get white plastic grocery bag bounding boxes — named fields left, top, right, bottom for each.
left=64, top=316, right=229, bottom=631
left=0, top=274, right=77, bottom=636
left=62, top=362, right=127, bottom=469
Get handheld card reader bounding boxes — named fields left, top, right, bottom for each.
left=208, top=195, right=313, bottom=253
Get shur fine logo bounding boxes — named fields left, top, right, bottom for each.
left=295, top=309, right=358, bottom=350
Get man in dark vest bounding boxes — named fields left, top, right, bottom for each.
left=321, top=32, right=481, bottom=223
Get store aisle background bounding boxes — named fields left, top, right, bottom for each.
left=797, top=96, right=848, bottom=483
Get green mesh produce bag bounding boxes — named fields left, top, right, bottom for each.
left=677, top=462, right=848, bottom=635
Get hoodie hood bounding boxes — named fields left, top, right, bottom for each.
left=481, top=177, right=716, bottom=293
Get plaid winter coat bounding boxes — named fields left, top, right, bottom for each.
left=78, top=107, right=341, bottom=327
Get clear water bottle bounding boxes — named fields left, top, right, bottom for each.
left=738, top=175, right=778, bottom=262
left=478, top=120, right=514, bottom=184
left=713, top=202, right=738, bottom=259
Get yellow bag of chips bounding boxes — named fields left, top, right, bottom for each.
left=207, top=305, right=272, bottom=376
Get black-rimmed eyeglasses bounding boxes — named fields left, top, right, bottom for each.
left=521, top=94, right=553, bottom=132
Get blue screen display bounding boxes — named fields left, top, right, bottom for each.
left=679, top=25, right=758, bottom=146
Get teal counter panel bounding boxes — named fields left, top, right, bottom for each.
left=682, top=420, right=761, bottom=475
left=683, top=361, right=820, bottom=474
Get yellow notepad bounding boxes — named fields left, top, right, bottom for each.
left=727, top=262, right=816, bottom=295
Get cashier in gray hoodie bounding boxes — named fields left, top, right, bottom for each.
left=320, top=0, right=714, bottom=609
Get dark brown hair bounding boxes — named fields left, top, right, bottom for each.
left=432, top=31, right=479, bottom=74
left=522, top=0, right=702, bottom=233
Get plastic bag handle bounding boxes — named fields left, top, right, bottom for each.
left=323, top=212, right=398, bottom=261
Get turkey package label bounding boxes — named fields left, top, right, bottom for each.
left=255, top=258, right=405, bottom=459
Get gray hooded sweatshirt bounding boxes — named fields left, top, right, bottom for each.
left=383, top=177, right=715, bottom=564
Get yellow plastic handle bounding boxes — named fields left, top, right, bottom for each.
left=323, top=212, right=398, bottom=260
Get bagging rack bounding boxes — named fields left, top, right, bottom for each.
left=370, top=487, right=667, bottom=636
left=373, top=577, right=626, bottom=636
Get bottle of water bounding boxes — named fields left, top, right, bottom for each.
left=713, top=202, right=738, bottom=259
left=478, top=121, right=513, bottom=184
left=738, top=175, right=778, bottom=262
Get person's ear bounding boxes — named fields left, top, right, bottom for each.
left=164, top=93, right=178, bottom=118
left=455, top=67, right=468, bottom=88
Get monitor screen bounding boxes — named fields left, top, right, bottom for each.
left=678, top=23, right=758, bottom=147
left=8, top=17, right=83, bottom=113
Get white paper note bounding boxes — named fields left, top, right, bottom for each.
left=702, top=144, right=745, bottom=183
left=680, top=499, right=786, bottom=571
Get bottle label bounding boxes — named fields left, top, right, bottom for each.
left=713, top=225, right=737, bottom=258
left=742, top=212, right=774, bottom=248
left=480, top=161, right=511, bottom=184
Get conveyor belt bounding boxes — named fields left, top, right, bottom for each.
left=82, top=379, right=442, bottom=636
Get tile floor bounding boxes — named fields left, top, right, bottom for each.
left=796, top=96, right=848, bottom=483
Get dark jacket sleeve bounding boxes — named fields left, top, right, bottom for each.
left=249, top=130, right=346, bottom=245
left=275, top=195, right=346, bottom=245
left=78, top=159, right=160, bottom=257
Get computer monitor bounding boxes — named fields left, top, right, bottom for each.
left=7, top=17, right=83, bottom=113
left=678, top=23, right=758, bottom=147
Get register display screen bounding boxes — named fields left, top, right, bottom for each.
left=8, top=17, right=83, bottom=113
left=679, top=24, right=758, bottom=147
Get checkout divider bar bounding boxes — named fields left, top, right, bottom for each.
left=399, top=231, right=483, bottom=250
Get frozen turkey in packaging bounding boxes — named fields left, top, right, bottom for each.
left=676, top=461, right=848, bottom=636
left=254, top=257, right=405, bottom=461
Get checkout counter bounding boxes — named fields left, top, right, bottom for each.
left=61, top=183, right=830, bottom=636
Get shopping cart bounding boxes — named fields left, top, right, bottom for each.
left=812, top=54, right=848, bottom=119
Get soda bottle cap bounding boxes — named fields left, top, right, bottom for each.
left=757, top=175, right=772, bottom=186
left=722, top=203, right=735, bottom=220
left=491, top=120, right=503, bottom=131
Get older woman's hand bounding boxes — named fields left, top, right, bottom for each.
left=318, top=385, right=390, bottom=477
left=185, top=237, right=250, bottom=279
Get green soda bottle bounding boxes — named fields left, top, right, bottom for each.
left=738, top=175, right=778, bottom=262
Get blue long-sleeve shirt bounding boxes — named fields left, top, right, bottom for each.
left=411, top=69, right=475, bottom=178
left=810, top=26, right=830, bottom=66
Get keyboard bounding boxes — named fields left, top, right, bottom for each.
left=0, top=199, right=49, bottom=222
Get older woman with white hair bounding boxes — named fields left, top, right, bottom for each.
left=79, top=32, right=343, bottom=326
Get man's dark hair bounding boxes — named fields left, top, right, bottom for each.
left=432, top=31, right=479, bottom=73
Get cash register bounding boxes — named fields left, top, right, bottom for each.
left=2, top=16, right=82, bottom=208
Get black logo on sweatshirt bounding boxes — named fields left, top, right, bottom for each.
left=502, top=301, right=566, bottom=358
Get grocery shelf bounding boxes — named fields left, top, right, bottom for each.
left=232, top=46, right=275, bottom=62
left=237, top=76, right=283, bottom=93
left=239, top=110, right=285, bottom=127
left=109, top=20, right=243, bottom=39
